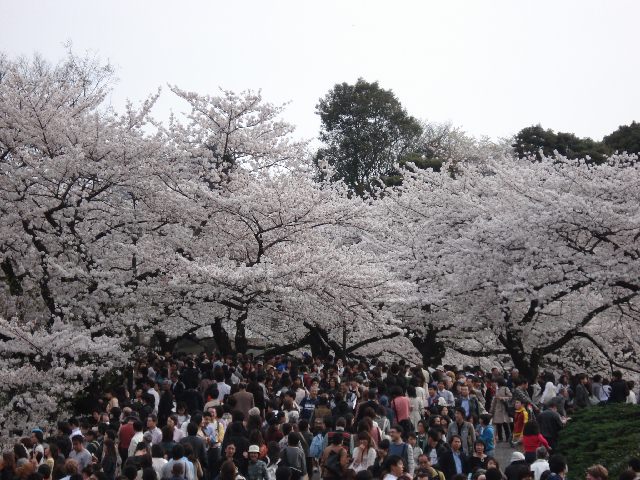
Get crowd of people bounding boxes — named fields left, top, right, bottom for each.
left=1, top=351, right=639, bottom=480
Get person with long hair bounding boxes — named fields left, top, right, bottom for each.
left=350, top=432, right=376, bottom=473
left=416, top=420, right=429, bottom=453
left=101, top=438, right=118, bottom=480
left=0, top=452, right=16, bottom=480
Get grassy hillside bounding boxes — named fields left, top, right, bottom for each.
left=556, top=403, right=640, bottom=479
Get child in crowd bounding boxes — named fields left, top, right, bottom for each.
left=511, top=399, right=529, bottom=447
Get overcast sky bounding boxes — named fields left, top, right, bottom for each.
left=2, top=0, right=639, bottom=142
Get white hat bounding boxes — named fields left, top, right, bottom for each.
left=510, top=451, right=525, bottom=463
left=248, top=445, right=260, bottom=454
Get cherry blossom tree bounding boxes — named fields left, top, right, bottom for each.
left=150, top=87, right=405, bottom=358
left=383, top=153, right=640, bottom=378
left=0, top=52, right=166, bottom=438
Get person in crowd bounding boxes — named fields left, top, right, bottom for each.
left=151, top=445, right=167, bottom=479
left=179, top=422, right=207, bottom=471
left=504, top=452, right=529, bottom=480
left=320, top=432, right=348, bottom=480
left=350, top=432, right=376, bottom=473
left=218, top=459, right=243, bottom=480
left=383, top=455, right=406, bottom=480
left=388, top=425, right=415, bottom=475
left=591, top=375, right=608, bottom=404
left=530, top=447, right=549, bottom=480
left=447, top=408, right=476, bottom=456
left=416, top=454, right=446, bottom=480
left=68, top=436, right=92, bottom=472
left=245, top=445, right=268, bottom=480
left=536, top=401, right=565, bottom=451
left=278, top=434, right=305, bottom=480
left=546, top=455, right=567, bottom=480
left=477, top=415, right=495, bottom=457
left=469, top=439, right=489, bottom=472
left=511, top=400, right=528, bottom=447
left=455, top=385, right=482, bottom=421
left=521, top=422, right=550, bottom=464
left=162, top=444, right=195, bottom=480
left=586, top=465, right=609, bottom=480
left=100, top=439, right=118, bottom=480
left=128, top=421, right=145, bottom=459
left=439, top=435, right=469, bottom=480
left=573, top=374, right=590, bottom=409
left=609, top=372, right=630, bottom=403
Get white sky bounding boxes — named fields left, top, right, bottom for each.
left=2, top=0, right=639, bottom=142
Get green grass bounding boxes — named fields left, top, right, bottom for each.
left=556, top=403, right=640, bottom=479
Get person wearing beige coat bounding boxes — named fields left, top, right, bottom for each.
left=490, top=380, right=512, bottom=443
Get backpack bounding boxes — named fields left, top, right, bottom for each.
left=310, top=433, right=324, bottom=459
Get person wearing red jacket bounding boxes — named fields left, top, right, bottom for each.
left=521, top=421, right=550, bottom=464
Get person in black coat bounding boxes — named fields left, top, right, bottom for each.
left=425, top=429, right=450, bottom=469
left=609, top=371, right=630, bottom=403
left=158, top=381, right=174, bottom=427
left=439, top=435, right=470, bottom=480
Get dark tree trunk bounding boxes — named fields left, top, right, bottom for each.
left=211, top=317, right=233, bottom=356
left=234, top=311, right=249, bottom=354
left=151, top=330, right=177, bottom=354
left=498, top=329, right=540, bottom=382
left=308, top=326, right=332, bottom=358
left=409, top=326, right=447, bottom=368
left=1, top=257, right=23, bottom=295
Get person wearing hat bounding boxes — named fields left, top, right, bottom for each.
left=504, top=452, right=529, bottom=480
left=246, top=445, right=269, bottom=480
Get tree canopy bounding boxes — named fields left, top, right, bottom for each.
left=604, top=120, right=640, bottom=155
left=315, top=78, right=422, bottom=195
left=513, top=124, right=610, bottom=163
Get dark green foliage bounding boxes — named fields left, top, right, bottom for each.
left=556, top=404, right=640, bottom=478
left=604, top=121, right=640, bottom=155
left=315, top=78, right=423, bottom=196
left=380, top=152, right=444, bottom=187
left=513, top=125, right=611, bottom=163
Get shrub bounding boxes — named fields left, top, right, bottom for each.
left=556, top=403, right=640, bottom=478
